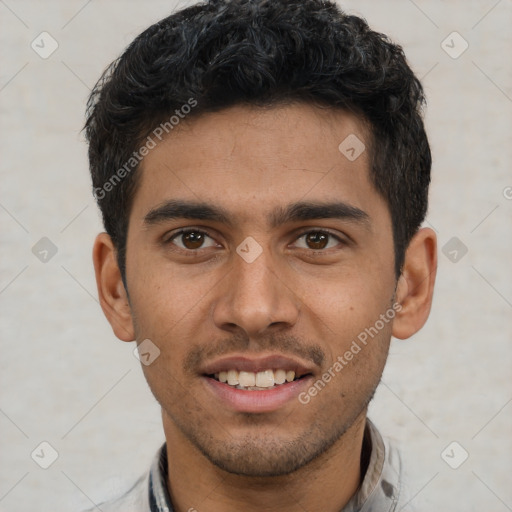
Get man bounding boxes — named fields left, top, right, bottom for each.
left=85, top=0, right=437, bottom=510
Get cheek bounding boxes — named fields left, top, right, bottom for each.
left=301, top=268, right=394, bottom=337
left=126, top=239, right=211, bottom=336
left=131, top=278, right=205, bottom=405
left=130, top=280, right=205, bottom=340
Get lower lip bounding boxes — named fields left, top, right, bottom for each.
left=202, top=376, right=314, bottom=413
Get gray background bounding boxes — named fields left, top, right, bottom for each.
left=1, top=0, right=511, bottom=510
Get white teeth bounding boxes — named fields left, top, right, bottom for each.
left=255, top=370, right=274, bottom=387
left=274, top=369, right=286, bottom=384
left=214, top=369, right=299, bottom=389
left=227, top=369, right=239, bottom=386
left=286, top=370, right=295, bottom=382
left=238, top=371, right=256, bottom=387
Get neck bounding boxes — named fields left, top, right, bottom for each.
left=162, top=410, right=367, bottom=512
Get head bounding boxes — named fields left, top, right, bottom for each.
left=88, top=0, right=436, bottom=477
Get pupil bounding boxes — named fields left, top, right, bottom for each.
left=306, top=232, right=327, bottom=249
left=184, top=232, right=204, bottom=249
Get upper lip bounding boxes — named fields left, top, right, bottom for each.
left=200, top=354, right=316, bottom=378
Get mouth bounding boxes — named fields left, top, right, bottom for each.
left=200, top=354, right=316, bottom=413
left=206, top=368, right=311, bottom=391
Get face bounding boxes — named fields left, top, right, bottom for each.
left=124, top=103, right=398, bottom=476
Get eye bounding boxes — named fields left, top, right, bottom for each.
left=167, top=229, right=218, bottom=250
left=293, top=230, right=343, bottom=250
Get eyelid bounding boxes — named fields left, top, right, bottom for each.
left=164, top=227, right=219, bottom=247
left=163, top=226, right=349, bottom=252
left=291, top=228, right=348, bottom=247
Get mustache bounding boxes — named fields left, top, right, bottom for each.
left=184, top=331, right=325, bottom=374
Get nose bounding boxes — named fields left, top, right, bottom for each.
left=212, top=244, right=300, bottom=337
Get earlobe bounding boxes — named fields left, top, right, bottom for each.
left=92, top=233, right=135, bottom=342
left=392, top=227, right=437, bottom=340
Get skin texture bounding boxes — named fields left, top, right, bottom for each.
left=93, top=103, right=437, bottom=512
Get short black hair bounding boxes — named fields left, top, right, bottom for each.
left=85, top=0, right=431, bottom=282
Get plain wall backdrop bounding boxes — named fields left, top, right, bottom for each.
left=1, top=1, right=511, bottom=510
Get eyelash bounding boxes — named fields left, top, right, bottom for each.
left=165, top=227, right=346, bottom=252
left=165, top=228, right=219, bottom=252
left=294, top=228, right=346, bottom=251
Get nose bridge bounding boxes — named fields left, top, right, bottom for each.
left=236, top=248, right=273, bottom=300
left=213, top=242, right=299, bottom=334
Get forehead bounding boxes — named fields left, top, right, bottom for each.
left=130, top=103, right=383, bottom=224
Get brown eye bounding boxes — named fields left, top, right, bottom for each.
left=293, top=230, right=342, bottom=251
left=306, top=232, right=329, bottom=249
left=168, top=230, right=217, bottom=250
left=182, top=231, right=205, bottom=249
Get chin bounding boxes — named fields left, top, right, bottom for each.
left=201, top=438, right=318, bottom=477
left=185, top=418, right=351, bottom=478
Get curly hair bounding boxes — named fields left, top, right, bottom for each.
left=85, top=0, right=431, bottom=281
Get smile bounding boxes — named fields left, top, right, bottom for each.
left=209, top=369, right=299, bottom=390
left=200, top=354, right=316, bottom=412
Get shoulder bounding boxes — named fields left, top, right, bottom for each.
left=378, top=425, right=418, bottom=512
left=363, top=419, right=410, bottom=512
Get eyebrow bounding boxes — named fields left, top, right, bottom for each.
left=144, top=199, right=232, bottom=226
left=143, top=199, right=370, bottom=229
left=269, top=201, right=370, bottom=229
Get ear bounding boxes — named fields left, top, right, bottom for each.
left=92, top=232, right=135, bottom=342
left=392, top=227, right=437, bottom=340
